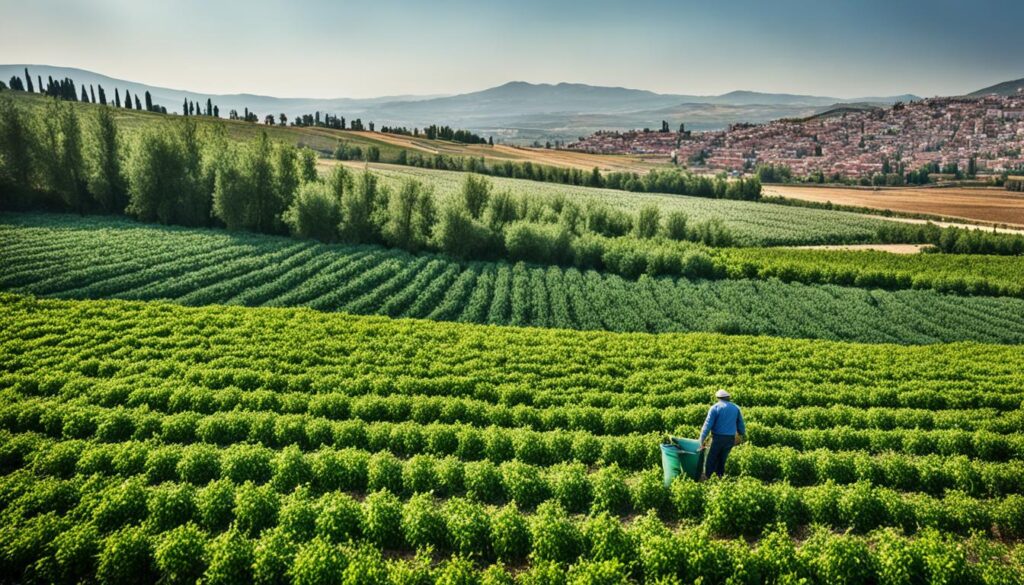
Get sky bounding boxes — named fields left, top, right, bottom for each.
left=2, top=0, right=1022, bottom=99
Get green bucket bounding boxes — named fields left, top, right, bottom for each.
left=660, top=437, right=705, bottom=487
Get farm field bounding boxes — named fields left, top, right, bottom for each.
left=5, top=213, right=1024, bottom=344
left=340, top=162, right=905, bottom=246
left=1, top=294, right=1022, bottom=583
left=346, top=130, right=660, bottom=173
left=766, top=184, right=1024, bottom=228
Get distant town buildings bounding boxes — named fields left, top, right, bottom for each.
left=568, top=94, right=1024, bottom=178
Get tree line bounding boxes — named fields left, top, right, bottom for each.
left=0, top=96, right=737, bottom=281
left=370, top=149, right=763, bottom=202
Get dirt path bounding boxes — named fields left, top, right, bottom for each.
left=785, top=243, right=928, bottom=254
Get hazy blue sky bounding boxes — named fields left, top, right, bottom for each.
left=2, top=0, right=1021, bottom=98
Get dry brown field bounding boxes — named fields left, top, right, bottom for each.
left=766, top=184, right=1024, bottom=228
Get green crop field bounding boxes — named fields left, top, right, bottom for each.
left=1, top=294, right=1022, bottom=583
left=4, top=214, right=1024, bottom=344
left=361, top=163, right=905, bottom=246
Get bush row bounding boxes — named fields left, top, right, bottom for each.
left=2, top=476, right=1022, bottom=585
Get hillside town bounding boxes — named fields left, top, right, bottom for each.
left=568, top=92, right=1024, bottom=179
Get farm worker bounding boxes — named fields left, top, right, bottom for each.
left=699, top=389, right=746, bottom=479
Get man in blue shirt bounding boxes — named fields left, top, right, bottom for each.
left=699, top=389, right=746, bottom=479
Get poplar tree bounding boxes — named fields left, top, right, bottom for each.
left=88, top=106, right=126, bottom=212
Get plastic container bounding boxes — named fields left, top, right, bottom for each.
left=660, top=437, right=706, bottom=486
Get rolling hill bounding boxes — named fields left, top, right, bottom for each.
left=1, top=64, right=917, bottom=142
left=969, top=76, right=1024, bottom=97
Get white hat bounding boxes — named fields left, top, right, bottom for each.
left=715, top=389, right=731, bottom=399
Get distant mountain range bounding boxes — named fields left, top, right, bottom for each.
left=2, top=64, right=1016, bottom=143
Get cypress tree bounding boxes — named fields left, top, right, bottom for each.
left=183, top=98, right=188, bottom=116
left=98, top=86, right=107, bottom=105
left=188, top=101, right=194, bottom=116
left=24, top=68, right=33, bottom=92
left=37, top=76, right=42, bottom=94
left=145, top=91, right=153, bottom=112
left=89, top=85, right=96, bottom=103
left=206, top=98, right=212, bottom=116
left=80, top=86, right=89, bottom=102
left=213, top=105, right=219, bottom=118
left=124, top=90, right=132, bottom=109
left=134, top=95, right=141, bottom=110
left=114, top=88, right=121, bottom=108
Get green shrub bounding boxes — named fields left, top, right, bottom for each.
left=252, top=526, right=298, bottom=585
left=144, top=445, right=182, bottom=484
left=272, top=445, right=312, bottom=492
left=800, top=529, right=875, bottom=585
left=234, top=481, right=280, bottom=538
left=343, top=545, right=389, bottom=585
left=629, top=469, right=670, bottom=516
left=154, top=523, right=207, bottom=585
left=362, top=490, right=404, bottom=549
left=838, top=482, right=888, bottom=533
left=582, top=512, right=634, bottom=565
left=203, top=528, right=254, bottom=585
left=51, top=521, right=101, bottom=585
left=312, top=448, right=368, bottom=492
left=402, top=492, right=447, bottom=550
left=445, top=497, right=491, bottom=559
left=500, top=461, right=548, bottom=509
left=97, top=526, right=155, bottom=585
left=567, top=558, right=631, bottom=585
left=278, top=488, right=319, bottom=541
left=530, top=501, right=581, bottom=564
left=176, top=444, right=221, bottom=485
left=490, top=503, right=530, bottom=563
left=223, top=444, right=273, bottom=484
left=92, top=478, right=148, bottom=532
left=367, top=451, right=404, bottom=494
left=197, top=478, right=236, bottom=532
left=464, top=460, right=504, bottom=503
left=290, top=537, right=346, bottom=585
left=590, top=464, right=630, bottom=516
left=316, top=492, right=363, bottom=544
left=403, top=454, right=439, bottom=494
left=704, top=477, right=775, bottom=537
left=669, top=477, right=704, bottom=520
left=548, top=462, right=591, bottom=513
left=146, top=482, right=197, bottom=532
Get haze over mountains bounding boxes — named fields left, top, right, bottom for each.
left=4, top=64, right=1019, bottom=143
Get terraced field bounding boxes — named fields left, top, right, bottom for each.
left=354, top=163, right=904, bottom=246
left=4, top=214, right=1024, bottom=344
left=1, top=295, right=1022, bottom=583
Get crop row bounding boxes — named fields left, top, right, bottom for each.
left=4, top=215, right=1024, bottom=343
left=7, top=428, right=1024, bottom=499
left=3, top=302, right=1023, bottom=416
left=7, top=376, right=1023, bottom=433
left=4, top=394, right=1023, bottom=466
left=4, top=483, right=1018, bottom=585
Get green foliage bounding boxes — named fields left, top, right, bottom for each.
left=283, top=181, right=342, bottom=242
left=97, top=526, right=155, bottom=585
left=402, top=492, right=446, bottom=550
left=362, top=489, right=404, bottom=549
left=530, top=501, right=581, bottom=564
left=154, top=523, right=207, bottom=585
left=203, top=528, right=254, bottom=585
